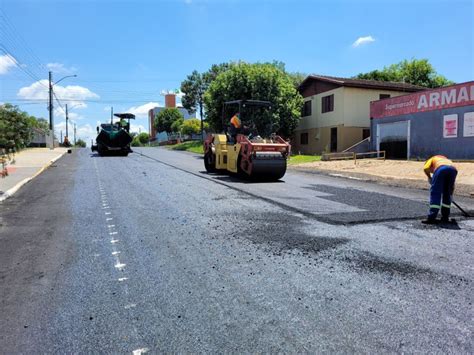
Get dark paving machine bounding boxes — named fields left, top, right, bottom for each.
left=92, top=113, right=135, bottom=156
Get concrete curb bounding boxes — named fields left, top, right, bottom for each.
left=0, top=152, right=66, bottom=203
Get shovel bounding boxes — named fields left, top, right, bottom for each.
left=452, top=200, right=471, bottom=218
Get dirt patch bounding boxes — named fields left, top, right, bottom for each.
left=291, top=159, right=474, bottom=197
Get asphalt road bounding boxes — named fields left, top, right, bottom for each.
left=1, top=147, right=473, bottom=353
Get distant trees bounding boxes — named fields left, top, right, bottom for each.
left=355, top=58, right=453, bottom=88
left=170, top=117, right=185, bottom=133
left=154, top=108, right=184, bottom=133
left=131, top=132, right=149, bottom=147
left=180, top=63, right=231, bottom=137
left=180, top=118, right=209, bottom=136
left=75, top=139, right=86, bottom=148
left=0, top=103, right=49, bottom=150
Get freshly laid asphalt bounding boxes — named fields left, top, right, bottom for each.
left=0, top=147, right=473, bottom=353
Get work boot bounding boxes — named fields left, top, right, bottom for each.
left=421, top=218, right=437, bottom=225
left=440, top=216, right=450, bottom=223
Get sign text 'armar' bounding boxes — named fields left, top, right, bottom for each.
left=370, top=82, right=474, bottom=119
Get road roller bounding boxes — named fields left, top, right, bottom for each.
left=203, top=100, right=290, bottom=181
left=91, top=113, right=134, bottom=156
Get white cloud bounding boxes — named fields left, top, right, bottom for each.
left=0, top=54, right=18, bottom=75
left=126, top=102, right=161, bottom=117
left=54, top=108, right=83, bottom=121
left=352, top=35, right=375, bottom=47
left=55, top=122, right=95, bottom=146
left=130, top=124, right=147, bottom=134
left=184, top=0, right=192, bottom=4
left=46, top=62, right=77, bottom=74
left=17, top=80, right=99, bottom=108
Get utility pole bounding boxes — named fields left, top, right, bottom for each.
left=60, top=130, right=63, bottom=144
left=48, top=71, right=54, bottom=148
left=74, top=123, right=77, bottom=145
left=110, top=107, right=113, bottom=125
left=65, top=104, right=69, bottom=139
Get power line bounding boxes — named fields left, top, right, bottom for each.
left=0, top=9, right=45, bottom=75
left=53, top=92, right=66, bottom=114
left=0, top=46, right=46, bottom=87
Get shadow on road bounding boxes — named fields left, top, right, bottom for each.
left=200, top=171, right=285, bottom=184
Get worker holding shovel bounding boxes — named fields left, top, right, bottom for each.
left=422, top=155, right=458, bottom=224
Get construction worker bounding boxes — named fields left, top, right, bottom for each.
left=228, top=113, right=241, bottom=143
left=422, top=155, right=458, bottom=224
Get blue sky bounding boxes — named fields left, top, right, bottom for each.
left=1, top=0, right=473, bottom=144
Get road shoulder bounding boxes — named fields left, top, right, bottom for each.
left=0, top=151, right=78, bottom=352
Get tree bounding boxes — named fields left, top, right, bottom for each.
left=181, top=63, right=232, bottom=137
left=75, top=139, right=86, bottom=148
left=154, top=108, right=184, bottom=133
left=355, top=58, right=453, bottom=88
left=31, top=117, right=50, bottom=131
left=287, top=72, right=307, bottom=89
left=0, top=103, right=34, bottom=150
left=131, top=133, right=149, bottom=147
left=204, top=62, right=303, bottom=138
left=170, top=117, right=184, bottom=133
left=181, top=70, right=205, bottom=132
left=180, top=118, right=209, bottom=136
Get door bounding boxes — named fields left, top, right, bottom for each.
left=330, top=127, right=337, bottom=152
left=376, top=121, right=410, bottom=159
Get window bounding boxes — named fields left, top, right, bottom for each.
left=379, top=94, right=390, bottom=100
left=300, top=132, right=308, bottom=145
left=321, top=94, right=334, bottom=113
left=302, top=101, right=312, bottom=117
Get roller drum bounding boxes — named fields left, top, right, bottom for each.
left=249, top=152, right=287, bottom=180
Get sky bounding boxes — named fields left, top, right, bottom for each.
left=1, top=0, right=473, bottom=145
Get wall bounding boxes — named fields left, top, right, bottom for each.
left=370, top=105, right=474, bottom=159
left=297, top=87, right=345, bottom=130
left=293, top=125, right=366, bottom=155
left=343, top=87, right=413, bottom=127
left=294, top=87, right=409, bottom=154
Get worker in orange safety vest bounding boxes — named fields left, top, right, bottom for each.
left=422, top=155, right=458, bottom=224
left=228, top=113, right=242, bottom=143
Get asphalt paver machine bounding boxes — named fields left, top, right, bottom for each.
left=92, top=113, right=135, bottom=156
left=203, top=100, right=290, bottom=181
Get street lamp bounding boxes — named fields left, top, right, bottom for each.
left=65, top=103, right=82, bottom=146
left=48, top=72, right=78, bottom=148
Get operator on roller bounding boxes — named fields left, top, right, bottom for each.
left=228, top=113, right=241, bottom=143
left=422, top=155, right=458, bottom=224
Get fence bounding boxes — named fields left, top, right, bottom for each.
left=322, top=151, right=385, bottom=164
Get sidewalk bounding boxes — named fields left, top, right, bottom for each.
left=0, top=148, right=68, bottom=202
left=291, top=159, right=474, bottom=197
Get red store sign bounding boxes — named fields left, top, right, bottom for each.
left=371, top=81, right=474, bottom=119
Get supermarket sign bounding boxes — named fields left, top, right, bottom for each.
left=371, top=81, right=474, bottom=119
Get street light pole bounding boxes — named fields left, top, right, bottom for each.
left=74, top=123, right=77, bottom=145
left=48, top=71, right=54, bottom=148
left=47, top=72, right=77, bottom=149
left=65, top=104, right=69, bottom=139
